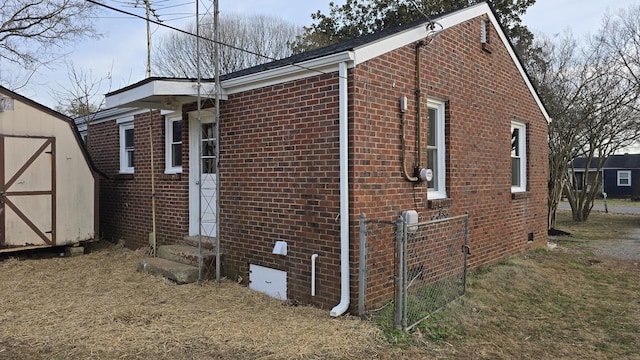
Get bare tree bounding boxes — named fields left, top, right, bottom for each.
left=527, top=33, right=586, bottom=229
left=152, top=13, right=301, bottom=77
left=597, top=5, right=640, bottom=90
left=530, top=5, right=640, bottom=228
left=0, top=0, right=101, bottom=88
left=51, top=62, right=113, bottom=148
left=563, top=7, right=640, bottom=221
left=564, top=35, right=640, bottom=222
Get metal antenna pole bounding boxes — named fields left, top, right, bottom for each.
left=145, top=0, right=157, bottom=257
left=214, top=0, right=221, bottom=286
left=196, top=0, right=203, bottom=282
left=145, top=0, right=152, bottom=78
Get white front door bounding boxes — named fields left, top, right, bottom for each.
left=189, top=111, right=217, bottom=237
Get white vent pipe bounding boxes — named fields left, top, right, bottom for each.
left=311, top=254, right=319, bottom=296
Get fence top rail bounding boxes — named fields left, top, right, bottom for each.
left=364, top=219, right=397, bottom=225
left=411, top=213, right=468, bottom=227
left=361, top=213, right=468, bottom=226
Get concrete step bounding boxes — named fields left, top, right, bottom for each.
left=157, top=244, right=216, bottom=268
left=137, top=257, right=199, bottom=284
left=182, top=235, right=216, bottom=250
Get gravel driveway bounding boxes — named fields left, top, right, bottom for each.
left=557, top=202, right=640, bottom=215
left=590, top=227, right=640, bottom=261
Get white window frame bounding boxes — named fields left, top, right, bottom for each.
left=165, top=115, right=183, bottom=174
left=617, top=170, right=631, bottom=187
left=511, top=121, right=527, bottom=193
left=427, top=98, right=447, bottom=199
left=119, top=120, right=134, bottom=174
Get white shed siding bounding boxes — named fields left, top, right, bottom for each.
left=0, top=91, right=96, bottom=247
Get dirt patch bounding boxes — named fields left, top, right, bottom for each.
left=0, top=242, right=430, bottom=359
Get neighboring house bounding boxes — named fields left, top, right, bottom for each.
left=602, top=154, right=640, bottom=198
left=0, top=86, right=99, bottom=252
left=568, top=154, right=640, bottom=198
left=567, top=157, right=604, bottom=194
left=84, top=2, right=549, bottom=315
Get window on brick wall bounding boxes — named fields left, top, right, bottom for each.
left=427, top=99, right=446, bottom=199
left=119, top=121, right=134, bottom=174
left=617, top=170, right=631, bottom=186
left=511, top=121, right=527, bottom=192
left=165, top=115, right=182, bottom=173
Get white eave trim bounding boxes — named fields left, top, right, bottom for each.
left=352, top=4, right=488, bottom=65
left=351, top=2, right=551, bottom=124
left=221, top=52, right=355, bottom=95
left=105, top=80, right=223, bottom=109
left=485, top=9, right=551, bottom=123
left=74, top=107, right=147, bottom=127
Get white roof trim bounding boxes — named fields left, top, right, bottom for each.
left=483, top=6, right=551, bottom=123
left=351, top=2, right=550, bottom=123
left=105, top=80, right=223, bottom=109
left=74, top=107, right=148, bottom=127
left=352, top=4, right=486, bottom=65
left=221, top=52, right=355, bottom=95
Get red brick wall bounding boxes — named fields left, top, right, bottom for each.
left=87, top=111, right=190, bottom=249
left=217, top=74, right=343, bottom=308
left=350, top=18, right=548, bottom=310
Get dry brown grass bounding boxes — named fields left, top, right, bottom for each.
left=0, top=243, right=429, bottom=359
left=410, top=211, right=640, bottom=359
left=1, top=212, right=638, bottom=359
left=554, top=210, right=640, bottom=240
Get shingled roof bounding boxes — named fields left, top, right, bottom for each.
left=220, top=9, right=459, bottom=81
left=604, top=154, right=640, bottom=169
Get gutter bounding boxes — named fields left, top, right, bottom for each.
left=330, top=61, right=350, bottom=317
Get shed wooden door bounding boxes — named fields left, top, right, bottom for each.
left=0, top=136, right=56, bottom=247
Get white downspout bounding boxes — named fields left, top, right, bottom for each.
left=330, top=61, right=350, bottom=317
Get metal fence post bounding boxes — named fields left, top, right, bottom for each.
left=402, top=218, right=408, bottom=331
left=358, top=213, right=366, bottom=318
left=463, top=212, right=470, bottom=294
left=394, top=215, right=404, bottom=329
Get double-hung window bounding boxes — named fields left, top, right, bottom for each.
left=165, top=115, right=183, bottom=173
left=119, top=119, right=134, bottom=174
left=427, top=99, right=446, bottom=199
left=511, top=121, right=527, bottom=192
left=617, top=170, right=631, bottom=186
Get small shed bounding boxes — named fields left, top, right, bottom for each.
left=0, top=86, right=99, bottom=252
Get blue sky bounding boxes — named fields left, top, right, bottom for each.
left=6, top=0, right=639, bottom=109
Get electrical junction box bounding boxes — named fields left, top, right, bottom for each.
left=402, top=210, right=419, bottom=231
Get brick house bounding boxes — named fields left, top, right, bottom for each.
left=84, top=2, right=549, bottom=315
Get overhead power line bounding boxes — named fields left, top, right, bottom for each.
left=85, top=0, right=332, bottom=78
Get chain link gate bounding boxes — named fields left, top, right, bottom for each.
left=358, top=214, right=397, bottom=318
left=395, top=212, right=469, bottom=331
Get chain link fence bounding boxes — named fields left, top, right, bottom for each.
left=359, top=212, right=469, bottom=331
left=396, top=213, right=469, bottom=331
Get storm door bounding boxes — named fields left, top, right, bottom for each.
left=188, top=113, right=217, bottom=237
